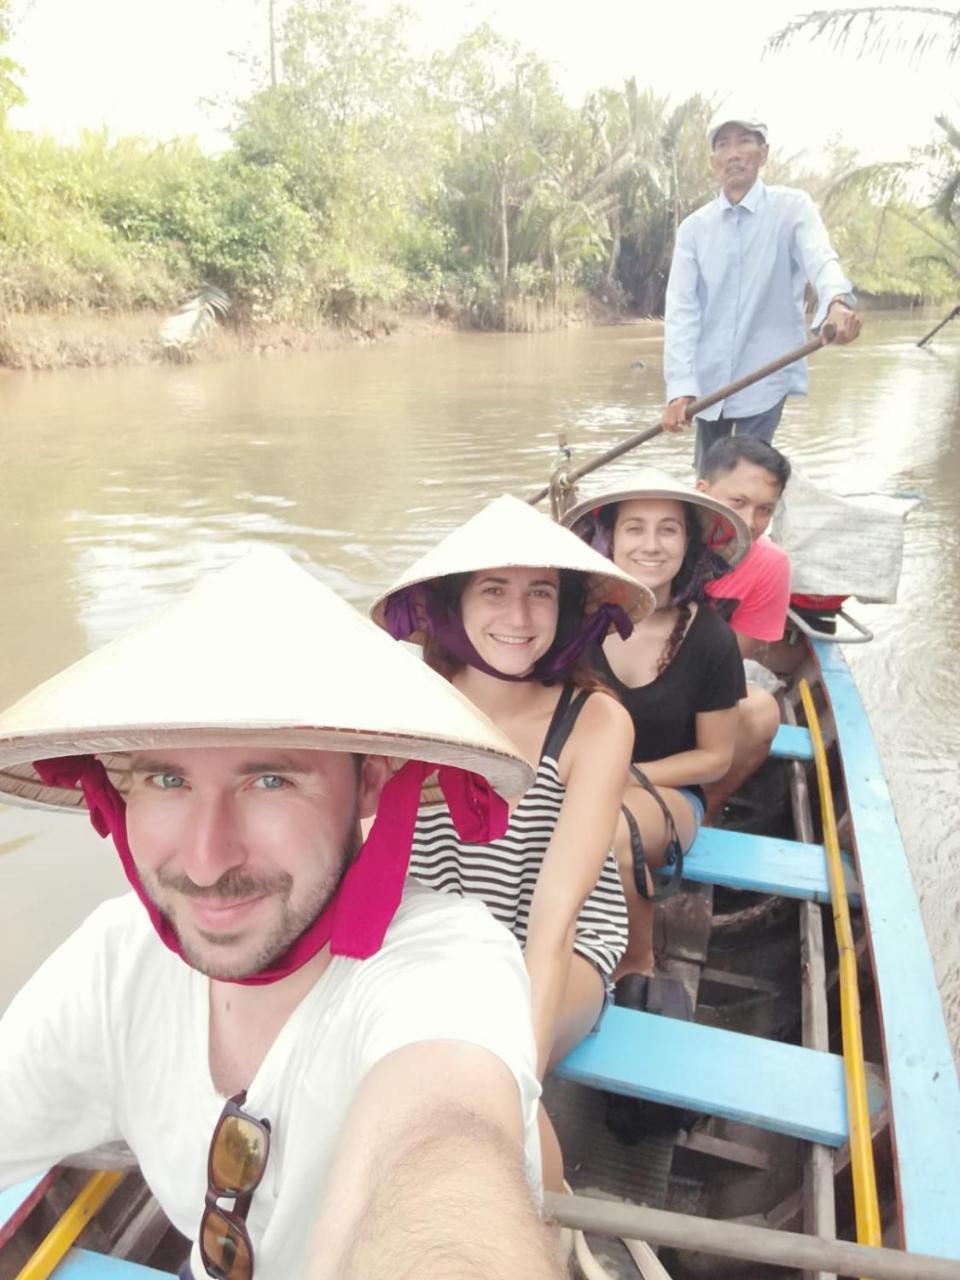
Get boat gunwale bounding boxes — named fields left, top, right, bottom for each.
left=810, top=638, right=960, bottom=1260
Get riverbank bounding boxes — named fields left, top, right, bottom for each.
left=0, top=306, right=465, bottom=373
left=0, top=295, right=630, bottom=373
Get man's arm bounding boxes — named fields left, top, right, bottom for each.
left=662, top=219, right=703, bottom=428
left=0, top=917, right=118, bottom=1186
left=736, top=631, right=763, bottom=661
left=722, top=543, right=792, bottom=650
left=307, top=1042, right=564, bottom=1280
left=793, top=191, right=860, bottom=344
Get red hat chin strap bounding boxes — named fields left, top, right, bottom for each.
left=33, top=754, right=509, bottom=984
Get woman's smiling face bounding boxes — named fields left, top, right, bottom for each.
left=611, top=499, right=688, bottom=607
left=459, top=565, right=560, bottom=677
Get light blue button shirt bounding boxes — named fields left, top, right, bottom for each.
left=664, top=180, right=854, bottom=420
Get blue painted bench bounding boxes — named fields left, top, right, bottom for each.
left=680, top=827, right=859, bottom=904
left=58, top=1250, right=173, bottom=1276
left=769, top=723, right=814, bottom=762
left=555, top=1005, right=883, bottom=1147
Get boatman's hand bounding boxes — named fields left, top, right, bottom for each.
left=824, top=299, right=861, bottom=345
left=661, top=396, right=696, bottom=431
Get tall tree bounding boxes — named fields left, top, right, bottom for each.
left=768, top=5, right=960, bottom=287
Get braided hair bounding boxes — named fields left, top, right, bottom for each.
left=657, top=602, right=692, bottom=675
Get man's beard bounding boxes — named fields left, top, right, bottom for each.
left=141, top=825, right=363, bottom=979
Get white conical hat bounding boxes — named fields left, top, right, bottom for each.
left=560, top=466, right=751, bottom=565
left=0, top=548, right=534, bottom=811
left=369, top=494, right=655, bottom=644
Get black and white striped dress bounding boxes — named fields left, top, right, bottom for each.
left=409, top=684, right=629, bottom=981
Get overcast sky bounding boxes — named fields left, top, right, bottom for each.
left=7, top=0, right=959, bottom=170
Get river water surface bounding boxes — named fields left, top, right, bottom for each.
left=1, top=310, right=958, bottom=1056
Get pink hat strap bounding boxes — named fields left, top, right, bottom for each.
left=33, top=752, right=509, bottom=982
left=34, top=755, right=178, bottom=953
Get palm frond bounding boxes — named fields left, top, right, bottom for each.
left=766, top=6, right=960, bottom=63
left=824, top=159, right=917, bottom=210
left=159, top=285, right=231, bottom=350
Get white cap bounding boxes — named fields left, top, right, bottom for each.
left=707, top=110, right=768, bottom=149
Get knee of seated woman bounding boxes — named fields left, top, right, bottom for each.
left=740, top=683, right=780, bottom=744
left=616, top=792, right=675, bottom=870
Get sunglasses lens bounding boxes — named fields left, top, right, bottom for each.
left=211, top=1115, right=269, bottom=1195
left=202, top=1208, right=253, bottom=1280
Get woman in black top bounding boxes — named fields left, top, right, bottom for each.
left=564, top=467, right=749, bottom=983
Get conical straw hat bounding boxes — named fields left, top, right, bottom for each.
left=369, top=494, right=655, bottom=644
left=561, top=466, right=750, bottom=565
left=0, top=548, right=534, bottom=811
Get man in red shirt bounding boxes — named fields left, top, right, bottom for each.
left=698, top=436, right=792, bottom=819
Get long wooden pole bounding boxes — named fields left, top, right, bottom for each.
left=544, top=1194, right=960, bottom=1280
left=798, top=679, right=882, bottom=1254
left=527, top=326, right=835, bottom=506
left=917, top=303, right=960, bottom=348
left=14, top=1171, right=123, bottom=1280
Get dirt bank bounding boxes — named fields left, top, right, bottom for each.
left=0, top=306, right=462, bottom=373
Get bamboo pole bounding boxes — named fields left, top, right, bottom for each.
left=14, top=1171, right=124, bottom=1280
left=798, top=679, right=882, bottom=1256
left=544, top=1194, right=960, bottom=1280
left=526, top=325, right=835, bottom=506
left=917, top=304, right=960, bottom=348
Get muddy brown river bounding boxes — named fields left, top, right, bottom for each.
left=1, top=311, right=958, bottom=1057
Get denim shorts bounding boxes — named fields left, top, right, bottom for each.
left=676, top=785, right=706, bottom=831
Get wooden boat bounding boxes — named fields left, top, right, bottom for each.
left=547, top=620, right=960, bottom=1277
left=3, top=618, right=958, bottom=1279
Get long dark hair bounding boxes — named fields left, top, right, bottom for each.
left=422, top=569, right=610, bottom=693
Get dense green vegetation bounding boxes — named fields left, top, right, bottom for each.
left=0, top=0, right=956, bottom=337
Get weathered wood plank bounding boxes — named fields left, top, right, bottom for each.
left=0, top=1169, right=59, bottom=1247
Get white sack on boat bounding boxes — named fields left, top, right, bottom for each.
left=771, top=468, right=920, bottom=603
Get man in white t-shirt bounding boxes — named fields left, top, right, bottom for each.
left=0, top=550, right=561, bottom=1280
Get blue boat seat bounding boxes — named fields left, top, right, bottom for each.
left=769, top=723, right=814, bottom=762
left=680, top=827, right=859, bottom=904
left=555, top=1006, right=883, bottom=1147
left=58, top=1250, right=173, bottom=1276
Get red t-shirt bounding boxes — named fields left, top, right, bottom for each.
left=705, top=537, right=791, bottom=642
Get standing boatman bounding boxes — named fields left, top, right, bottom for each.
left=661, top=109, right=861, bottom=474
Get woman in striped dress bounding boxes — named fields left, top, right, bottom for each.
left=371, top=495, right=654, bottom=1188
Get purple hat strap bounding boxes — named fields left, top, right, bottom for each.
left=385, top=582, right=633, bottom=683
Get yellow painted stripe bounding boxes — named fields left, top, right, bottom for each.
left=799, top=679, right=882, bottom=1251
left=14, top=1171, right=124, bottom=1280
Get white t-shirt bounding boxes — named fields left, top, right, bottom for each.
left=0, top=885, right=542, bottom=1278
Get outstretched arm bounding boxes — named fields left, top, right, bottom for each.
left=523, top=693, right=633, bottom=1075
left=307, top=1042, right=564, bottom=1280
